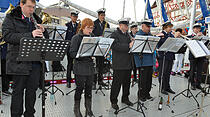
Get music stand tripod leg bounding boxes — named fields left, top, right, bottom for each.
left=66, top=88, right=76, bottom=95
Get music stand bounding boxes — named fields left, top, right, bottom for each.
left=114, top=36, right=160, bottom=116
left=66, top=37, right=114, bottom=96
left=17, top=38, right=69, bottom=117
left=172, top=40, right=210, bottom=108
left=157, top=37, right=186, bottom=110
left=184, top=40, right=210, bottom=117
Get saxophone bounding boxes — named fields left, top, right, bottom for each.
left=76, top=19, right=81, bottom=34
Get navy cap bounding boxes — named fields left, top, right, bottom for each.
left=162, top=21, right=173, bottom=27
left=97, top=8, right=106, bottom=14
left=140, top=19, right=153, bottom=26
left=70, top=10, right=80, bottom=16
left=118, top=18, right=131, bottom=25
left=193, top=23, right=202, bottom=28
left=130, top=22, right=138, bottom=28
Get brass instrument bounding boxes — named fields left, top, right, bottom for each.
left=41, top=12, right=52, bottom=24
left=5, top=3, right=15, bottom=14
left=0, top=3, right=15, bottom=45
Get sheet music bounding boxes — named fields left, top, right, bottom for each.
left=186, top=40, right=210, bottom=58
left=129, top=35, right=160, bottom=53
left=76, top=37, right=99, bottom=58
left=158, top=38, right=185, bottom=53
left=76, top=37, right=114, bottom=58
left=94, top=37, right=114, bottom=56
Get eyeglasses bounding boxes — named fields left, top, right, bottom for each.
left=25, top=5, right=36, bottom=9
left=86, top=26, right=94, bottom=30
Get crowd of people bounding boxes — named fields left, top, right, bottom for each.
left=0, top=0, right=208, bottom=117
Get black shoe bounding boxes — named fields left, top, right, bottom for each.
left=166, top=89, right=175, bottom=94
left=146, top=95, right=153, bottom=100
left=171, top=72, right=176, bottom=76
left=66, top=82, right=71, bottom=88
left=191, top=85, right=196, bottom=90
left=139, top=97, right=146, bottom=102
left=161, top=90, right=168, bottom=95
left=196, top=85, right=202, bottom=90
left=133, top=78, right=138, bottom=83
left=111, top=103, right=119, bottom=110
left=98, top=81, right=108, bottom=87
left=177, top=72, right=182, bottom=76
left=122, top=100, right=134, bottom=106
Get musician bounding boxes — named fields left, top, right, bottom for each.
left=134, top=19, right=154, bottom=101
left=92, top=8, right=110, bottom=89
left=188, top=23, right=204, bottom=90
left=65, top=10, right=80, bottom=88
left=69, top=18, right=95, bottom=117
left=171, top=28, right=184, bottom=76
left=130, top=22, right=138, bottom=83
left=157, top=21, right=175, bottom=95
left=2, top=0, right=48, bottom=116
left=110, top=18, right=134, bottom=110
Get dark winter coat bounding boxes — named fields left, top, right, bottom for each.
left=92, top=19, right=110, bottom=36
left=110, top=28, right=132, bottom=70
left=2, top=6, right=48, bottom=75
left=69, top=31, right=95, bottom=76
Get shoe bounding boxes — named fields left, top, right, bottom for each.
left=177, top=72, right=182, bottom=76
left=171, top=72, right=176, bottom=76
left=139, top=97, right=146, bottom=102
left=166, top=89, right=175, bottom=94
left=98, top=81, right=108, bottom=87
left=196, top=85, right=202, bottom=90
left=66, top=82, right=71, bottom=88
left=133, top=78, right=138, bottom=83
left=161, top=90, right=168, bottom=95
left=191, top=85, right=196, bottom=90
left=146, top=95, right=153, bottom=100
left=111, top=103, right=119, bottom=110
left=122, top=100, right=134, bottom=106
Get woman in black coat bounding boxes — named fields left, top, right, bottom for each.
left=69, top=18, right=95, bottom=117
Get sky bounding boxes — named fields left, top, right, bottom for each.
left=39, top=0, right=156, bottom=24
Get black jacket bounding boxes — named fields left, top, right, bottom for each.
left=92, top=19, right=110, bottom=36
left=69, top=31, right=95, bottom=76
left=111, top=28, right=132, bottom=70
left=157, top=31, right=175, bottom=61
left=2, top=6, right=49, bottom=75
left=65, top=21, right=78, bottom=41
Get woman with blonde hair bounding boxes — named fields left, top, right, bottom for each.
left=69, top=18, right=95, bottom=117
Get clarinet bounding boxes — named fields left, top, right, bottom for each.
left=31, top=14, right=45, bottom=39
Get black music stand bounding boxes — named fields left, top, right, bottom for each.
left=17, top=38, right=70, bottom=117
left=157, top=37, right=186, bottom=111
left=114, top=36, right=160, bottom=116
left=66, top=37, right=114, bottom=96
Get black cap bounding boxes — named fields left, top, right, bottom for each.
left=118, top=18, right=131, bottom=25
